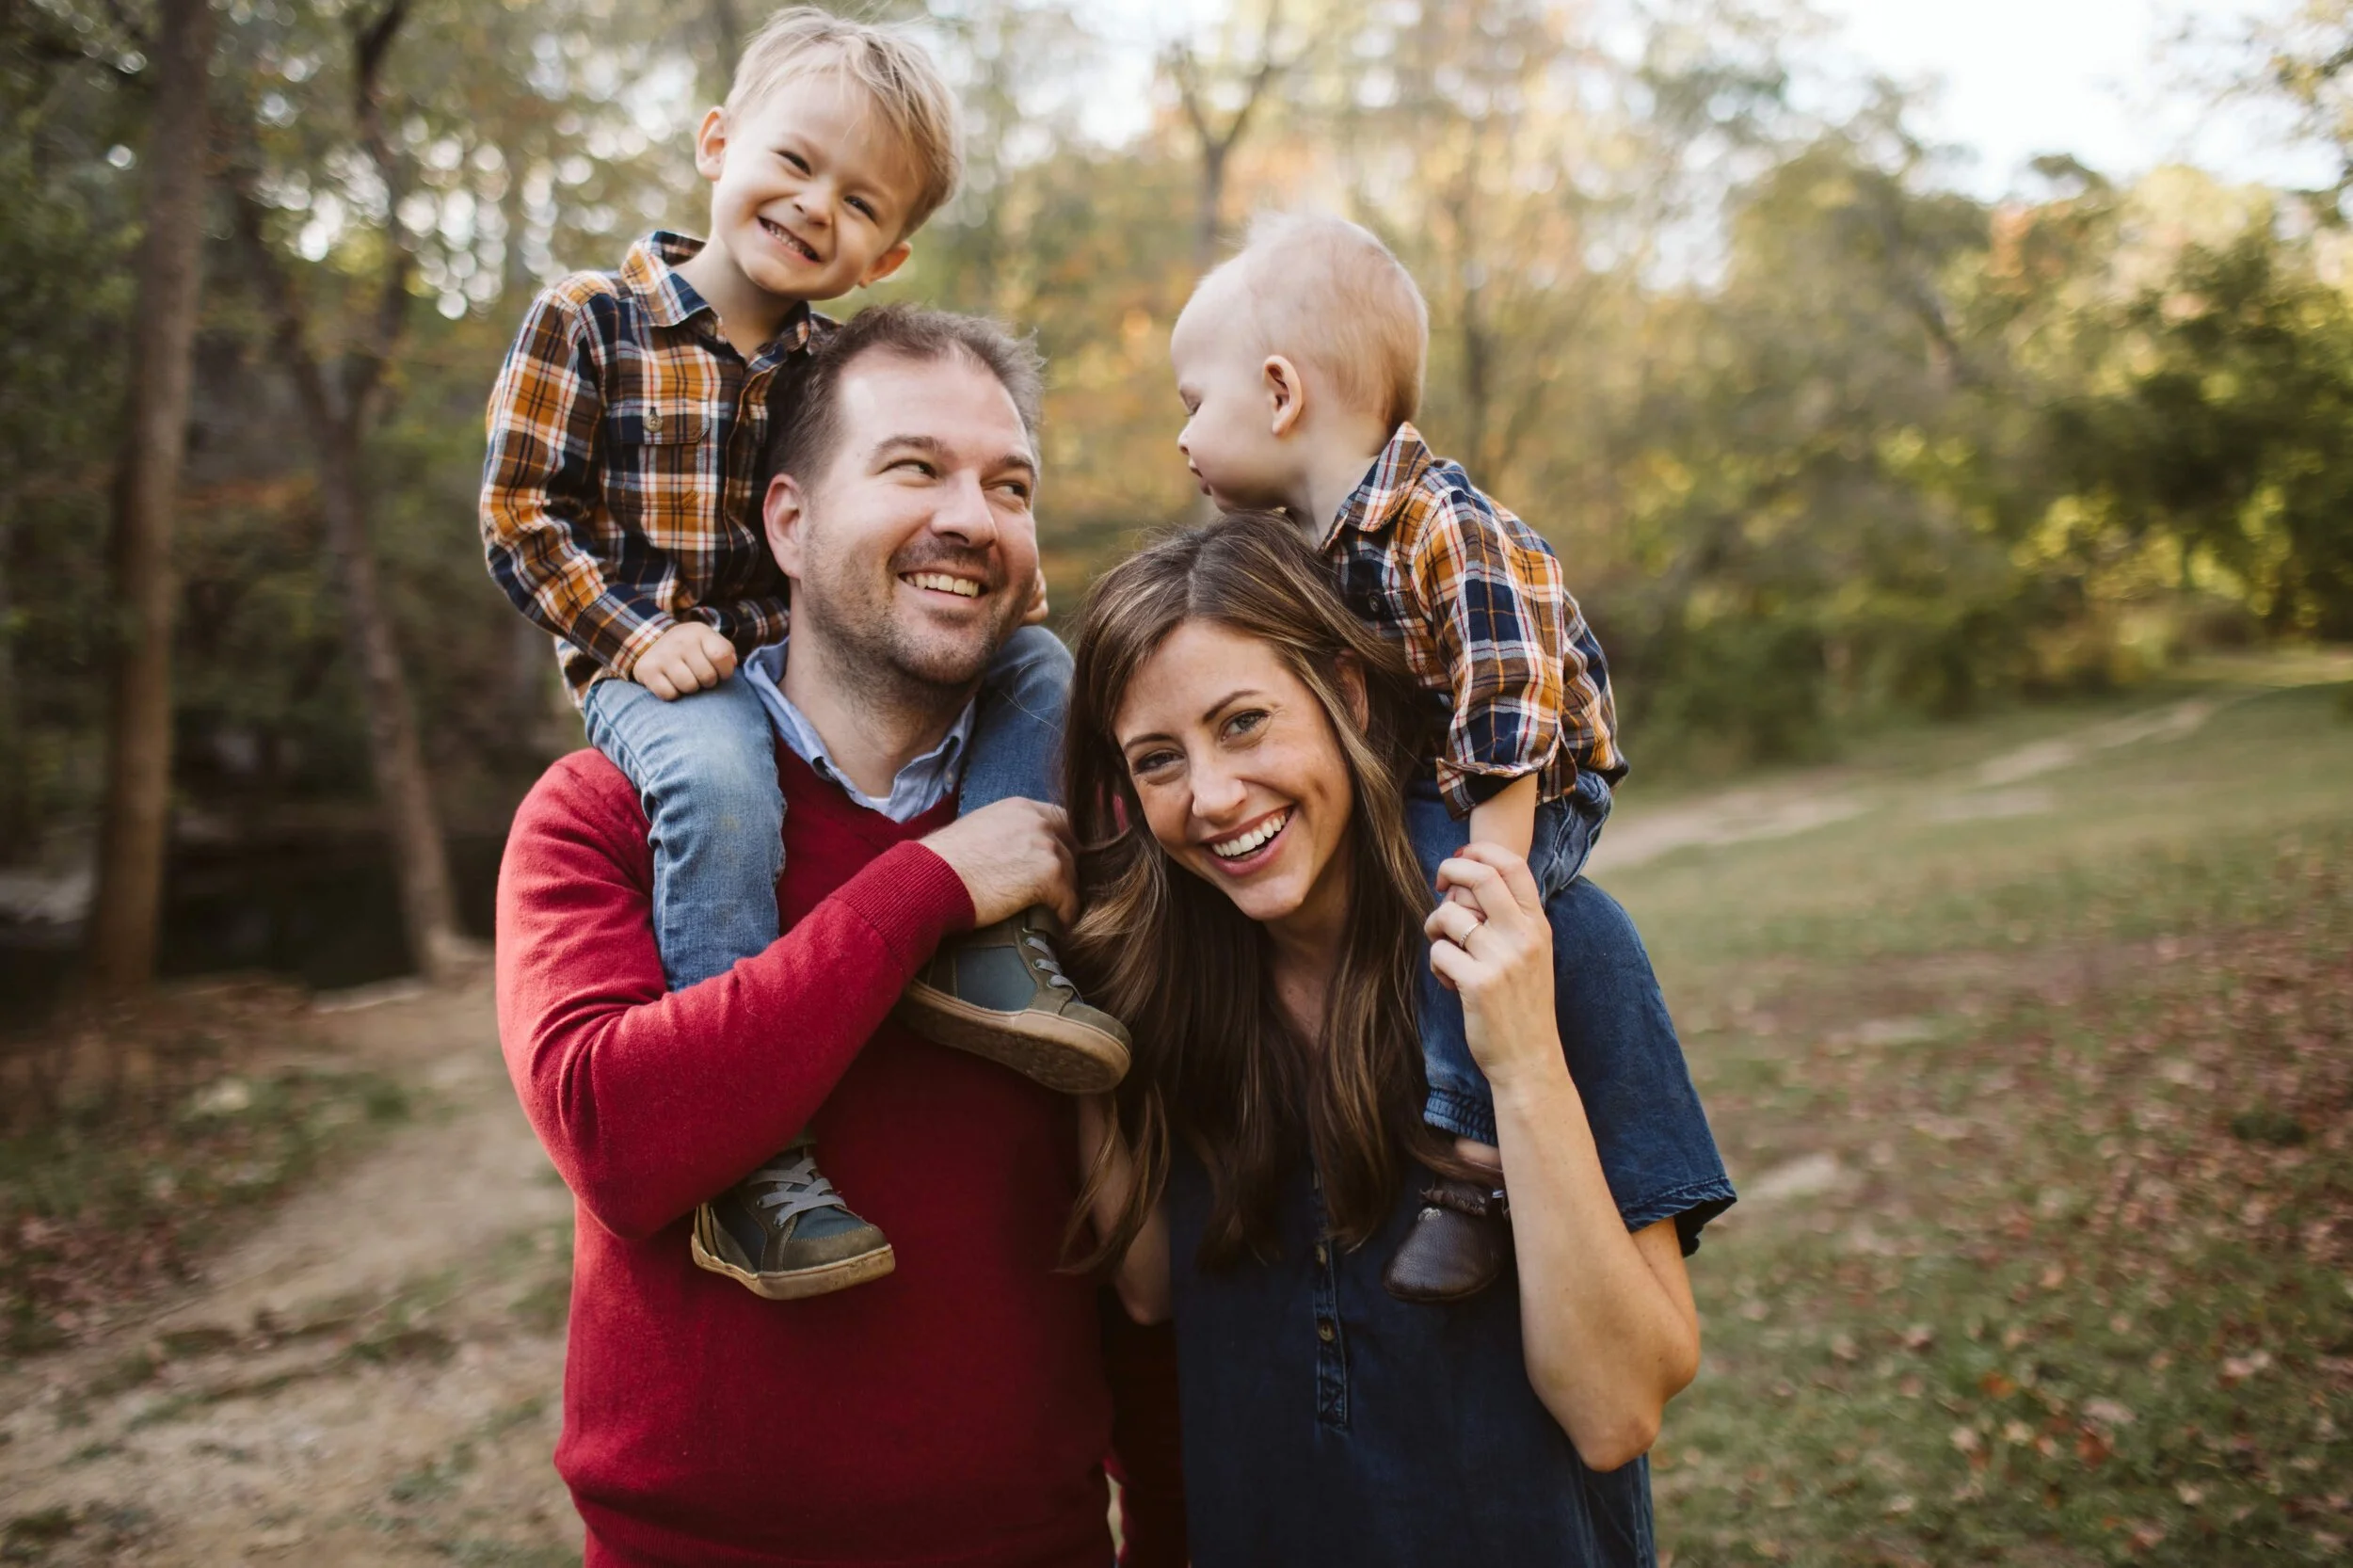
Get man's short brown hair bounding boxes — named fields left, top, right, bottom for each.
left=725, top=7, right=964, bottom=236
left=765, top=304, right=1046, bottom=488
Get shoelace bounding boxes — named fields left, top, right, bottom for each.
left=1022, top=933, right=1078, bottom=992
left=746, top=1150, right=853, bottom=1224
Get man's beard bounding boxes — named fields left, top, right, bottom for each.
left=792, top=537, right=1012, bottom=712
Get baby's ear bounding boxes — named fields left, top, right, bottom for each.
left=1263, top=355, right=1305, bottom=437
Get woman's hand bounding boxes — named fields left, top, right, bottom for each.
left=1424, top=844, right=1561, bottom=1095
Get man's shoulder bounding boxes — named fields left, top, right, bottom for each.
left=514, top=747, right=648, bottom=856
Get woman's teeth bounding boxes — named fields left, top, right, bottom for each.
left=1210, top=810, right=1290, bottom=860
left=905, top=571, right=981, bottom=598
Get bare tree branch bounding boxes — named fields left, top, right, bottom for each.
left=344, top=0, right=415, bottom=416
left=18, top=8, right=146, bottom=81
left=1167, top=1, right=1294, bottom=263
left=227, top=171, right=344, bottom=430
left=95, top=0, right=152, bottom=55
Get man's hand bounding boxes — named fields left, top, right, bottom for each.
left=632, top=623, right=738, bottom=700
left=921, top=798, right=1078, bottom=928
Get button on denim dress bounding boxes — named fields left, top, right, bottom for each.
left=1165, top=879, right=1737, bottom=1568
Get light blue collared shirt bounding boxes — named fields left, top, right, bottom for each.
left=740, top=640, right=973, bottom=822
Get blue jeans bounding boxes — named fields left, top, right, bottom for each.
left=582, top=626, right=1072, bottom=991
left=1406, top=770, right=1613, bottom=1147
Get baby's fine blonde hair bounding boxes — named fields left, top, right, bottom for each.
left=1209, top=212, right=1429, bottom=433
left=725, top=7, right=964, bottom=236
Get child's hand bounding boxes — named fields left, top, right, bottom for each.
left=632, top=622, right=738, bottom=700
left=1425, top=845, right=1556, bottom=1085
left=1019, top=567, right=1050, bottom=627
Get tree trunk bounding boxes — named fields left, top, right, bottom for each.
left=306, top=413, right=465, bottom=980
left=0, top=524, right=22, bottom=860
left=1197, top=143, right=1227, bottom=267
left=85, top=0, right=216, bottom=994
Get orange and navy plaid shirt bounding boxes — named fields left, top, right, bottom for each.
left=480, top=232, right=829, bottom=706
left=1319, top=423, right=1625, bottom=818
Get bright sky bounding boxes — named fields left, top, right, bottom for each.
left=1810, top=0, right=2334, bottom=195
left=1073, top=0, right=2337, bottom=198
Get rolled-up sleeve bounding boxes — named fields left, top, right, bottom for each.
left=1402, top=489, right=1573, bottom=816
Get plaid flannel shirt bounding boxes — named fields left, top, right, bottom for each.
left=480, top=232, right=828, bottom=706
left=1319, top=423, right=1625, bottom=818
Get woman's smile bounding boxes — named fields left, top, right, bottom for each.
left=1204, top=806, right=1292, bottom=869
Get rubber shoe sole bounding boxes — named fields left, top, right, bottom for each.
left=894, top=983, right=1130, bottom=1094
left=690, top=1206, right=897, bottom=1301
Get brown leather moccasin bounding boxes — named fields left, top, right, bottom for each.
left=1382, top=1176, right=1513, bottom=1303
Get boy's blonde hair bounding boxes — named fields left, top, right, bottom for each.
left=1212, top=212, right=1429, bottom=433
left=726, top=7, right=964, bottom=236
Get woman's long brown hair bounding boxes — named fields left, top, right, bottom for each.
left=1063, top=512, right=1467, bottom=1272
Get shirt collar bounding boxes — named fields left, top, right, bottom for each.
left=619, top=232, right=815, bottom=354
left=1321, top=422, right=1437, bottom=549
left=739, top=640, right=975, bottom=823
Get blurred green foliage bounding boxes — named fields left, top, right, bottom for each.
left=2, top=0, right=2351, bottom=858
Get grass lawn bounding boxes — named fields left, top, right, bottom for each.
left=1609, top=665, right=2353, bottom=1565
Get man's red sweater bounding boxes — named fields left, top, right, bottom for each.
left=497, top=746, right=1179, bottom=1567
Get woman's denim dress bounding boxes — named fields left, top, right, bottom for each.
left=1166, top=880, right=1737, bottom=1568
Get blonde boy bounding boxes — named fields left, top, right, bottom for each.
left=482, top=8, right=1125, bottom=1302
left=1170, top=212, right=1625, bottom=1302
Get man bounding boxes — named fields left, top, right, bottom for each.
left=495, top=304, right=1180, bottom=1567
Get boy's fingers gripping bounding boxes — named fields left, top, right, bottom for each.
left=678, top=645, right=722, bottom=693
left=694, top=623, right=740, bottom=680
left=638, top=658, right=680, bottom=701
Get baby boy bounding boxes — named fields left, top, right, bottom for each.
left=1169, top=213, right=1625, bottom=1303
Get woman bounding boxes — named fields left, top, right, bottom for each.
left=1064, top=513, right=1735, bottom=1566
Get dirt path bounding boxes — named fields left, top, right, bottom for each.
left=0, top=976, right=580, bottom=1566
left=1587, top=696, right=2222, bottom=875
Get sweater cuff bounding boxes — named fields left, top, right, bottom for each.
left=830, top=840, right=977, bottom=973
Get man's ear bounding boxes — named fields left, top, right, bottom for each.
left=1335, top=652, right=1370, bottom=731
left=692, top=106, right=729, bottom=183
left=1263, top=354, right=1305, bottom=439
left=859, top=239, right=913, bottom=289
left=763, top=471, right=808, bottom=584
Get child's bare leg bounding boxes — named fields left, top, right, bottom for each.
left=1454, top=1137, right=1504, bottom=1175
